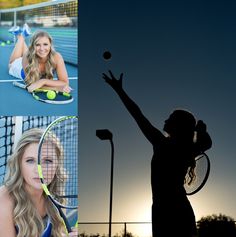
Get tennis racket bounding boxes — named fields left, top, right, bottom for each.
left=37, top=116, right=78, bottom=234
left=13, top=81, right=73, bottom=104
left=184, top=152, right=210, bottom=196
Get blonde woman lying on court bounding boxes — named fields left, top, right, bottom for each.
left=8, top=24, right=72, bottom=93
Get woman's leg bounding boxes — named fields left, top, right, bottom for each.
left=9, top=35, right=28, bottom=66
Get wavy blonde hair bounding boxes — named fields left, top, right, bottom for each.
left=25, top=31, right=56, bottom=86
left=4, top=128, right=67, bottom=237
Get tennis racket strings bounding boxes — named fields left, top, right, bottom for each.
left=184, top=153, right=210, bottom=195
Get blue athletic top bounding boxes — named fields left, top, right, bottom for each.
left=41, top=217, right=52, bottom=237
left=21, top=69, right=56, bottom=81
left=21, top=68, right=25, bottom=80
left=15, top=216, right=52, bottom=237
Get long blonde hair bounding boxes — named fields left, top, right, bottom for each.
left=4, top=128, right=67, bottom=237
left=25, top=31, right=56, bottom=85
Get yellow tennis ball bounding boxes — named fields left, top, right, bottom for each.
left=46, top=90, right=56, bottom=100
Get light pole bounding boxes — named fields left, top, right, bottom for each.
left=96, top=129, right=114, bottom=237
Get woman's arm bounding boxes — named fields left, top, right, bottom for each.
left=54, top=52, right=69, bottom=84
left=102, top=70, right=164, bottom=144
left=0, top=187, right=16, bottom=237
left=27, top=78, right=72, bottom=93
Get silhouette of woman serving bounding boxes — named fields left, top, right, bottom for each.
left=102, top=70, right=212, bottom=237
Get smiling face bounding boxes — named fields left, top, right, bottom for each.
left=21, top=142, right=58, bottom=191
left=34, top=36, right=51, bottom=59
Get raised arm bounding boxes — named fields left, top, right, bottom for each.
left=102, top=70, right=164, bottom=144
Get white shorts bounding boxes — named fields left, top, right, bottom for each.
left=9, top=57, right=25, bottom=80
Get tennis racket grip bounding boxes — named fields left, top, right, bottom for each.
left=13, top=81, right=27, bottom=89
left=57, top=205, right=72, bottom=233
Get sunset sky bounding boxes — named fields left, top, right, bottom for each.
left=79, top=0, right=236, bottom=235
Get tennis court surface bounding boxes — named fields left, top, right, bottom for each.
left=0, top=0, right=78, bottom=115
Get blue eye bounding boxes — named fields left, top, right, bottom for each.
left=26, top=159, right=35, bottom=164
left=43, top=159, right=53, bottom=164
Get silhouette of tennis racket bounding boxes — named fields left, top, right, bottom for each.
left=184, top=152, right=210, bottom=195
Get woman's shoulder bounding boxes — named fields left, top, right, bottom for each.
left=0, top=186, right=16, bottom=236
left=52, top=52, right=64, bottom=67
left=0, top=186, right=14, bottom=209
left=53, top=51, right=63, bottom=61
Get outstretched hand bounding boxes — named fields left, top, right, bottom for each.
left=102, top=70, right=123, bottom=92
left=61, top=227, right=78, bottom=237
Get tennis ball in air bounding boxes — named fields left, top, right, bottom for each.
left=1, top=42, right=6, bottom=46
left=103, top=51, right=112, bottom=60
left=46, top=90, right=56, bottom=100
left=6, top=40, right=11, bottom=44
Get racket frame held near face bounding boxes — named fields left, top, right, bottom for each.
left=37, top=116, right=78, bottom=234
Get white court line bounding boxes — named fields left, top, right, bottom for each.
left=0, top=79, right=22, bottom=82
left=0, top=77, right=78, bottom=83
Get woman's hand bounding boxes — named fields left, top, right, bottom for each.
left=195, top=120, right=212, bottom=151
left=102, top=70, right=123, bottom=92
left=195, top=120, right=207, bottom=133
left=60, top=84, right=73, bottom=93
left=26, top=80, right=44, bottom=93
left=61, top=227, right=78, bottom=237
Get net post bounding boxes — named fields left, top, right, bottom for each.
left=13, top=116, right=23, bottom=151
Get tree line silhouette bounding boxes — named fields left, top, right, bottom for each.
left=79, top=213, right=236, bottom=237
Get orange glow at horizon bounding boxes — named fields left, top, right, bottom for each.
left=128, top=224, right=152, bottom=237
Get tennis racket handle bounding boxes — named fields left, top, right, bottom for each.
left=58, top=207, right=72, bottom=233
left=13, top=81, right=27, bottom=89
